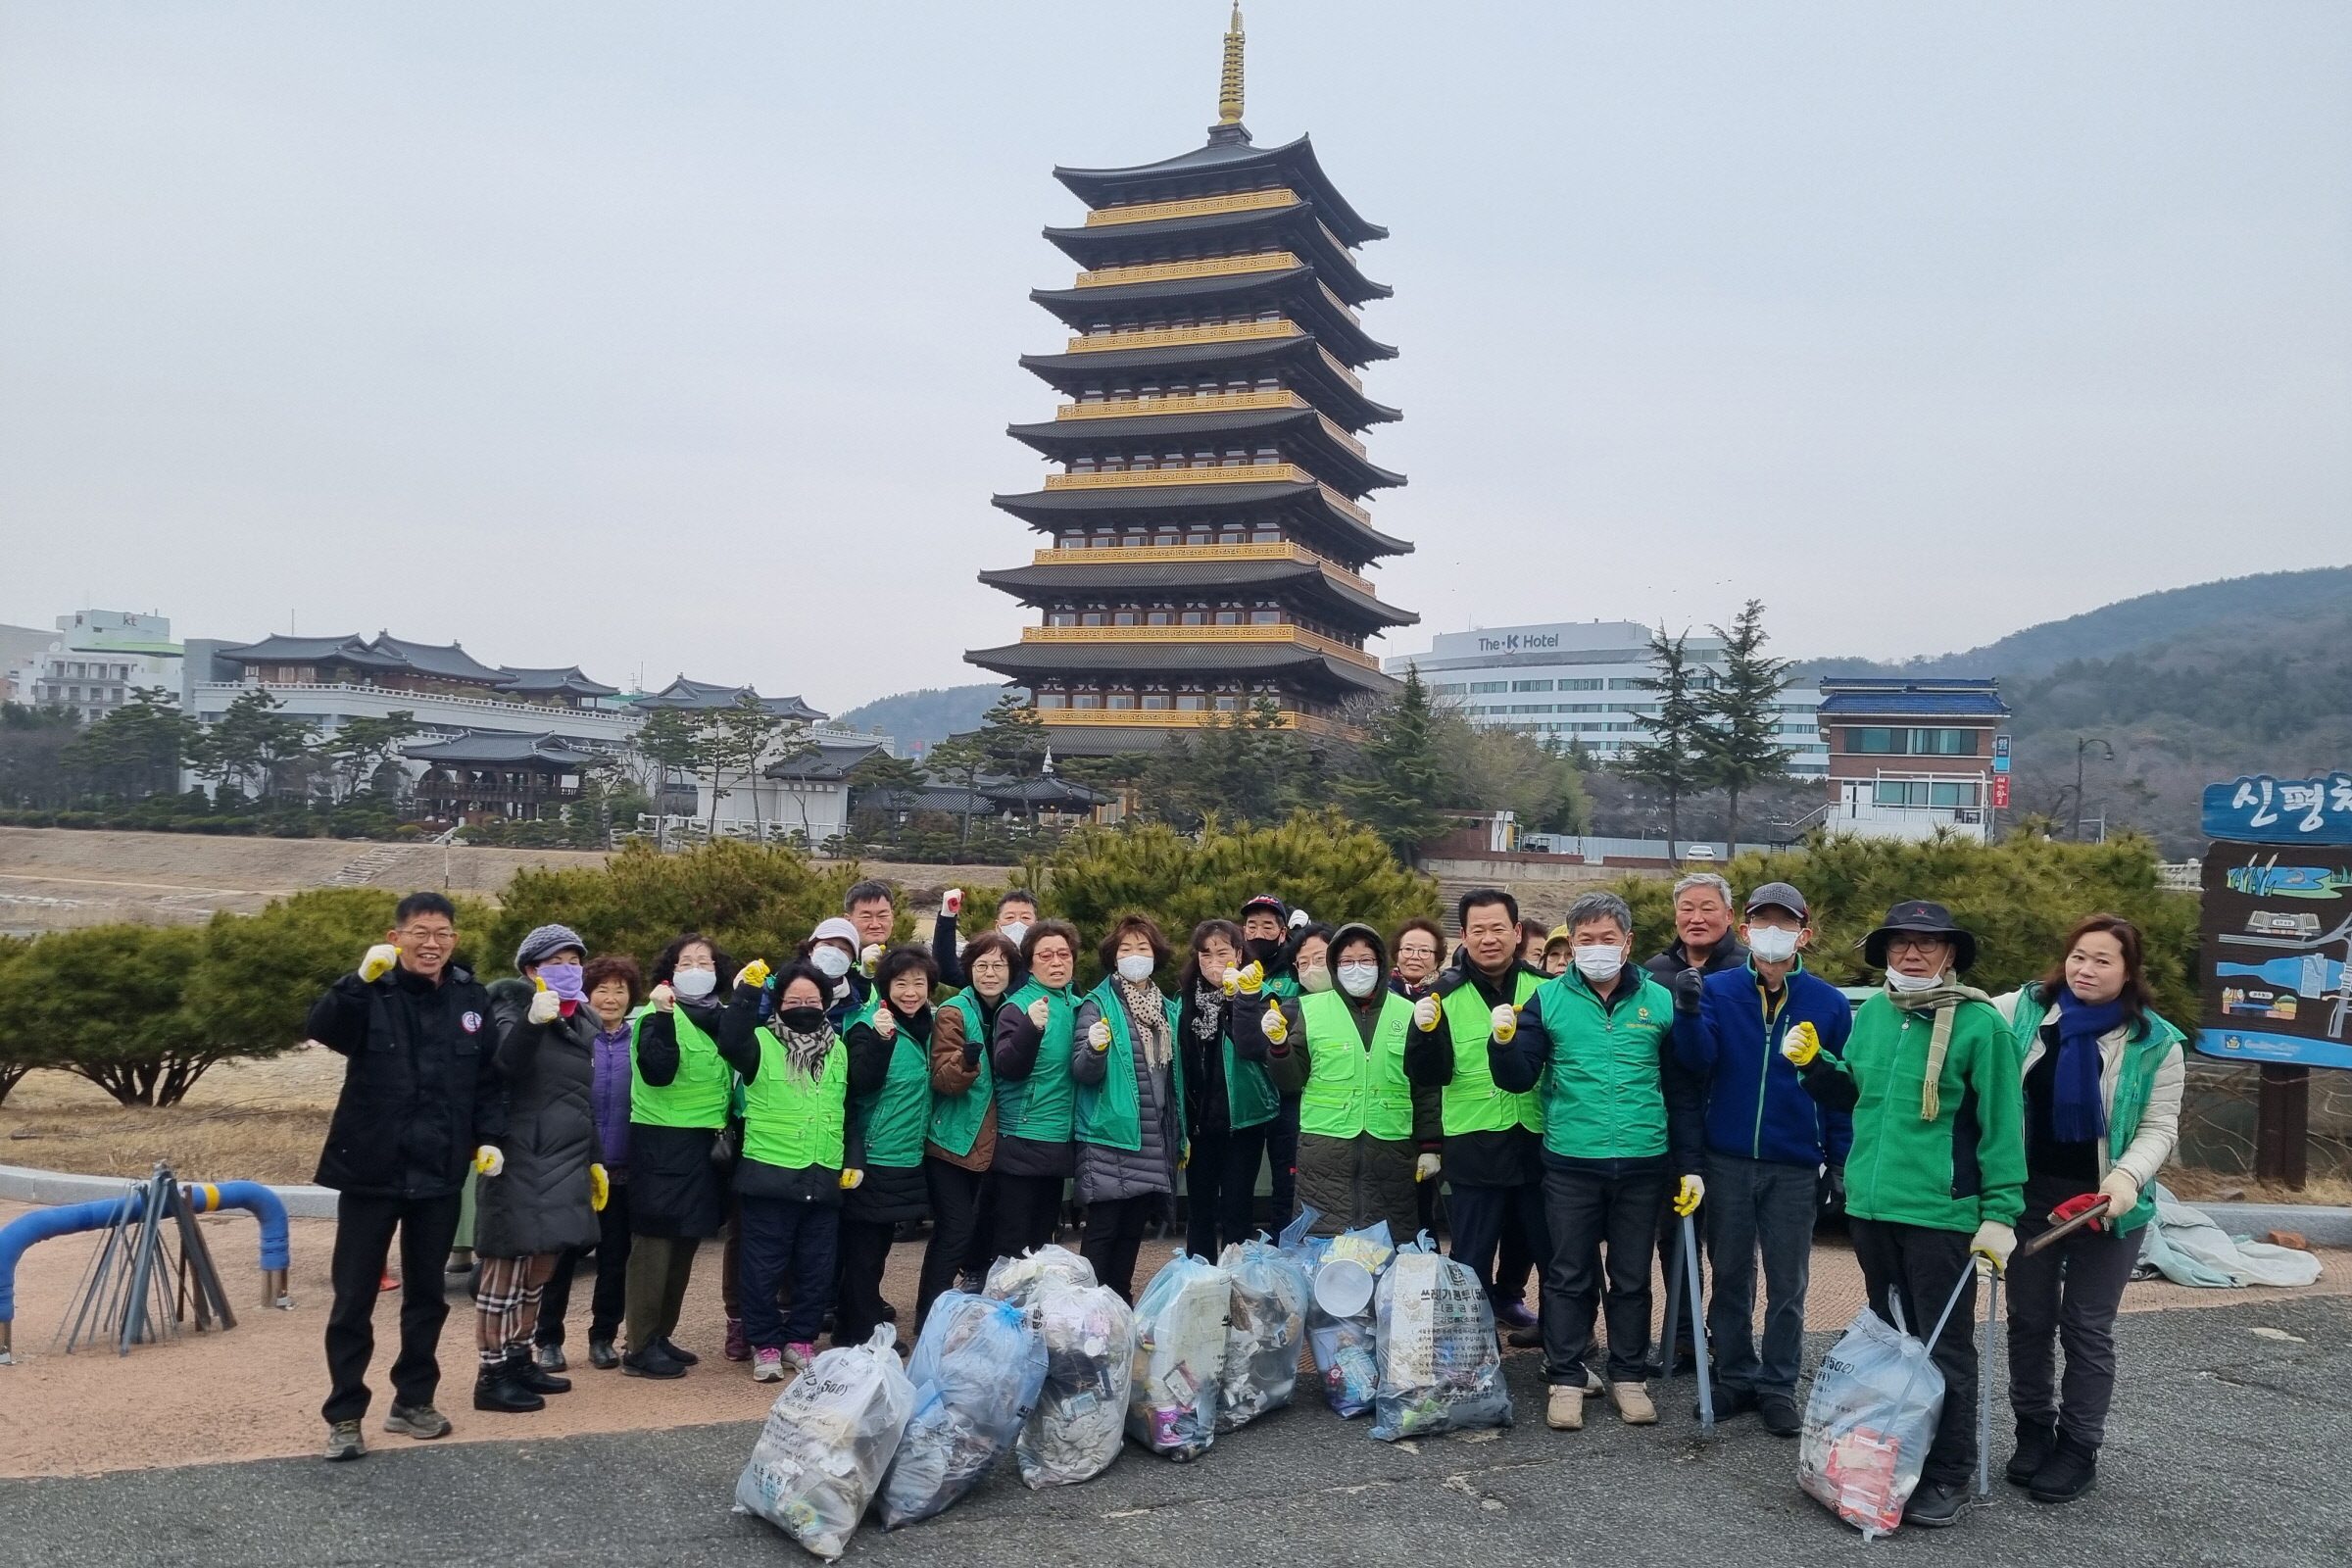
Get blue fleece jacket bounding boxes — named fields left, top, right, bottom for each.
left=1671, top=961, right=1855, bottom=1168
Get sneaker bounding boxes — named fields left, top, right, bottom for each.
left=785, top=1342, right=818, bottom=1372
left=1609, top=1381, right=1657, bottom=1425
left=1544, top=1384, right=1586, bottom=1431
left=2007, top=1415, right=2059, bottom=1487
left=587, top=1337, right=620, bottom=1371
left=723, top=1317, right=750, bottom=1362
left=383, top=1402, right=451, bottom=1440
left=1758, top=1391, right=1802, bottom=1438
left=1698, top=1385, right=1759, bottom=1421
left=322, top=1420, right=366, bottom=1461
left=752, top=1348, right=786, bottom=1383
left=656, top=1336, right=701, bottom=1367
left=534, top=1342, right=567, bottom=1374
left=1902, top=1479, right=1967, bottom=1528
left=621, top=1345, right=686, bottom=1380
left=1494, top=1298, right=1538, bottom=1330
left=2028, top=1432, right=2098, bottom=1504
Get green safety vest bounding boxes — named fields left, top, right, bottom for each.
left=2002, top=990, right=2183, bottom=1237
left=1531, top=970, right=1675, bottom=1161
left=996, top=978, right=1079, bottom=1143
left=927, top=990, right=997, bottom=1158
left=1437, top=968, right=1546, bottom=1136
left=740, top=1026, right=847, bottom=1170
left=629, top=1004, right=732, bottom=1129
left=846, top=997, right=931, bottom=1169
left=1297, top=989, right=1415, bottom=1142
left=1072, top=978, right=1187, bottom=1153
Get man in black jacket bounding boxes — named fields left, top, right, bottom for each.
left=309, top=892, right=506, bottom=1461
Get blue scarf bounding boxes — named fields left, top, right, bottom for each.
left=2050, top=987, right=2124, bottom=1145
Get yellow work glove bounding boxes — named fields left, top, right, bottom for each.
left=360, top=944, right=399, bottom=983
left=1223, top=960, right=1265, bottom=998
left=1261, top=1003, right=1289, bottom=1046
left=527, top=980, right=562, bottom=1025
left=1414, top=1152, right=1442, bottom=1183
left=736, top=958, right=772, bottom=992
left=1971, top=1219, right=2016, bottom=1276
left=859, top=943, right=885, bottom=977
left=1490, top=1003, right=1518, bottom=1044
left=588, top=1163, right=609, bottom=1211
left=1780, top=1020, right=1821, bottom=1067
left=1412, top=993, right=1443, bottom=1033
left=474, top=1145, right=505, bottom=1178
left=1086, top=1018, right=1112, bottom=1052
left=840, top=1168, right=864, bottom=1190
left=1674, top=1173, right=1706, bottom=1217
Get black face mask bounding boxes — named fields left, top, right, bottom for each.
left=777, top=1005, right=826, bottom=1035
left=1245, top=937, right=1284, bottom=964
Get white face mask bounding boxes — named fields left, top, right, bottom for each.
left=670, top=966, right=717, bottom=1000
left=1000, top=921, right=1030, bottom=949
left=809, top=945, right=852, bottom=980
left=1337, top=961, right=1382, bottom=999
left=1298, top=965, right=1334, bottom=994
left=1886, top=966, right=1944, bottom=994
left=1746, top=926, right=1802, bottom=964
left=1115, top=953, right=1155, bottom=983
left=1573, top=945, right=1626, bottom=983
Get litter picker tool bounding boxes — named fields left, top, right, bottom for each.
left=1669, top=1209, right=1715, bottom=1437
left=2017, top=1196, right=2111, bottom=1258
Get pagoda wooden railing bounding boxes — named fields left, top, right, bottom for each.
left=1029, top=540, right=1377, bottom=596
left=1017, top=622, right=1380, bottom=671
left=1066, top=318, right=1297, bottom=354
left=1039, top=464, right=1372, bottom=524
left=1034, top=706, right=1343, bottom=736
left=1052, top=391, right=1366, bottom=457
left=1075, top=252, right=1298, bottom=289
left=1083, top=188, right=1298, bottom=227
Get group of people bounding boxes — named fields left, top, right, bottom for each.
left=306, top=870, right=2185, bottom=1534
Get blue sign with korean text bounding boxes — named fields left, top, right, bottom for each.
left=2201, top=772, right=2352, bottom=845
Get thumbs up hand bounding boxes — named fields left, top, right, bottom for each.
left=1261, top=1004, right=1289, bottom=1046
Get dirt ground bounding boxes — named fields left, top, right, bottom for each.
left=1, top=1054, right=347, bottom=1187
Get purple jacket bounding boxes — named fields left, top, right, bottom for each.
left=592, top=1022, right=633, bottom=1175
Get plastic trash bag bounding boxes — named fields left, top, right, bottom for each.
left=1215, top=1236, right=1309, bottom=1431
left=1303, top=1219, right=1393, bottom=1417
left=1369, top=1244, right=1511, bottom=1441
left=985, top=1244, right=1099, bottom=1309
left=1016, top=1273, right=1135, bottom=1489
left=877, top=1292, right=1049, bottom=1529
left=1124, top=1252, right=1232, bottom=1459
left=1797, top=1307, right=1946, bottom=1539
left=732, top=1324, right=916, bottom=1560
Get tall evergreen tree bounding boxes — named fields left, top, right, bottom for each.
left=1342, top=664, right=1449, bottom=863
left=1618, top=625, right=1709, bottom=858
left=1696, top=599, right=1796, bottom=853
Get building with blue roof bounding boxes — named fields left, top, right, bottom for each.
left=1815, top=677, right=2010, bottom=842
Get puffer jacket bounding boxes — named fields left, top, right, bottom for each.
left=308, top=961, right=505, bottom=1200
left=474, top=978, right=604, bottom=1257
left=1069, top=985, right=1181, bottom=1206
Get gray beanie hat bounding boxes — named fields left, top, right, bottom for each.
left=514, top=923, right=588, bottom=970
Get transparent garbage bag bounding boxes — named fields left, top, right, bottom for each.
left=1016, top=1273, right=1136, bottom=1489
left=1369, top=1243, right=1512, bottom=1441
left=1303, top=1218, right=1393, bottom=1417
left=1214, top=1235, right=1309, bottom=1432
left=1797, top=1304, right=1949, bottom=1539
left=1124, top=1252, right=1232, bottom=1460
left=984, top=1244, right=1098, bottom=1309
left=877, top=1291, right=1049, bottom=1530
left=732, top=1324, right=916, bottom=1560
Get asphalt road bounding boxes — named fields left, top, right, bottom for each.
left=3, top=1295, right=2343, bottom=1568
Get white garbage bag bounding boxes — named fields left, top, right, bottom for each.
left=1797, top=1307, right=1946, bottom=1539
left=1016, top=1273, right=1135, bottom=1489
left=732, top=1324, right=916, bottom=1560
left=1368, top=1245, right=1511, bottom=1441
left=984, top=1244, right=1099, bottom=1308
left=1125, top=1252, right=1231, bottom=1460
left=1215, top=1235, right=1309, bottom=1432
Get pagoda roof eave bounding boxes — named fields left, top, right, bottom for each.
left=976, top=559, right=1418, bottom=629
left=990, top=480, right=1413, bottom=558
left=964, top=640, right=1400, bottom=697
left=1029, top=271, right=1396, bottom=364
left=1003, top=408, right=1408, bottom=493
left=1039, top=205, right=1393, bottom=303
left=1052, top=132, right=1387, bottom=248
left=1016, top=338, right=1402, bottom=427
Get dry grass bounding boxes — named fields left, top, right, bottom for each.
left=2160, top=1163, right=2352, bottom=1208
left=0, top=1052, right=341, bottom=1186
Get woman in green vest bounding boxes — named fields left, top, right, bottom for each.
left=918, top=930, right=1019, bottom=1328
left=620, top=932, right=737, bottom=1380
left=1070, top=914, right=1184, bottom=1301
left=1176, top=919, right=1282, bottom=1258
left=1242, top=922, right=1435, bottom=1241
left=833, top=945, right=937, bottom=1348
left=1989, top=913, right=2183, bottom=1505
left=714, top=958, right=851, bottom=1384
left=988, top=921, right=1086, bottom=1257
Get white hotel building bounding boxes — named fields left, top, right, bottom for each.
left=1380, top=620, right=1830, bottom=778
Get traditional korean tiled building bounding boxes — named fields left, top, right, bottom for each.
left=965, top=7, right=1412, bottom=755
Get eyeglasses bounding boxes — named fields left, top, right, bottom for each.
left=397, top=926, right=457, bottom=945
left=1886, top=937, right=1946, bottom=957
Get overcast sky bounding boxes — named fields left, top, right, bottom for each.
left=3, top=3, right=2346, bottom=713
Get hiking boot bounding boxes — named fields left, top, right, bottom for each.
left=587, top=1337, right=620, bottom=1371
left=1609, top=1382, right=1657, bottom=1425
left=1494, top=1298, right=1538, bottom=1331
left=2007, top=1415, right=2059, bottom=1487
left=1544, top=1384, right=1586, bottom=1430
left=508, top=1349, right=570, bottom=1395
left=753, top=1348, right=786, bottom=1383
left=383, top=1403, right=451, bottom=1440
left=785, top=1342, right=818, bottom=1373
left=1505, top=1324, right=1543, bottom=1349
left=656, top=1336, right=700, bottom=1367
left=620, top=1345, right=685, bottom=1380
left=534, top=1342, right=567, bottom=1374
left=322, top=1420, right=366, bottom=1461
left=473, top=1362, right=546, bottom=1413
left=723, top=1317, right=750, bottom=1362
left=2029, top=1431, right=2098, bottom=1504
left=1700, top=1385, right=1759, bottom=1421
left=1758, top=1391, right=1802, bottom=1438
left=1903, top=1479, right=1966, bottom=1528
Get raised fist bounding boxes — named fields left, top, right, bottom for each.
left=941, top=888, right=963, bottom=918
left=1412, top=994, right=1442, bottom=1032
left=859, top=943, right=884, bottom=977
left=1026, top=997, right=1052, bottom=1030
left=1781, top=1020, right=1821, bottom=1067
left=735, top=958, right=772, bottom=993
left=1490, top=1003, right=1518, bottom=1043
left=1672, top=966, right=1705, bottom=1014
left=1288, top=907, right=1311, bottom=931
left=651, top=982, right=676, bottom=1012
left=873, top=1006, right=897, bottom=1040
left=1087, top=1018, right=1112, bottom=1052
left=360, top=944, right=399, bottom=983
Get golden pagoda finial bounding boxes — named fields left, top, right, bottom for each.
left=1217, top=4, right=1246, bottom=126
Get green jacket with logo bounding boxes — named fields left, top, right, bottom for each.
left=1491, top=968, right=1700, bottom=1169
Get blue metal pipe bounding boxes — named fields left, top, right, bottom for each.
left=0, top=1179, right=296, bottom=1349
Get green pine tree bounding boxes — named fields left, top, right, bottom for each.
left=1342, top=664, right=1449, bottom=863
left=1618, top=625, right=1710, bottom=858
left=1696, top=599, right=1796, bottom=852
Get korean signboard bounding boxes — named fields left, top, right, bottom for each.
left=2197, top=837, right=2352, bottom=1071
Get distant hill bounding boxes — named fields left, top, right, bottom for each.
left=833, top=684, right=1004, bottom=756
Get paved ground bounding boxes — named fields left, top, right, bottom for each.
left=2, top=1292, right=2343, bottom=1568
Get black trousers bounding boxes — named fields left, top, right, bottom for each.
left=1265, top=1094, right=1300, bottom=1231
left=918, top=1158, right=987, bottom=1329
left=322, top=1190, right=464, bottom=1424
left=1849, top=1217, right=1979, bottom=1487
left=1184, top=1122, right=1270, bottom=1260
left=989, top=1172, right=1065, bottom=1258
left=833, top=1216, right=898, bottom=1348
left=537, top=1181, right=631, bottom=1346
left=1495, top=1202, right=1536, bottom=1303
left=1700, top=1152, right=1818, bottom=1396
left=2007, top=1175, right=2140, bottom=1446
left=737, top=1197, right=836, bottom=1349
left=1081, top=1193, right=1158, bottom=1303
left=1448, top=1180, right=1547, bottom=1310
left=1540, top=1164, right=1669, bottom=1385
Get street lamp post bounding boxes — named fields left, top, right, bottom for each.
left=2073, top=736, right=2115, bottom=841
